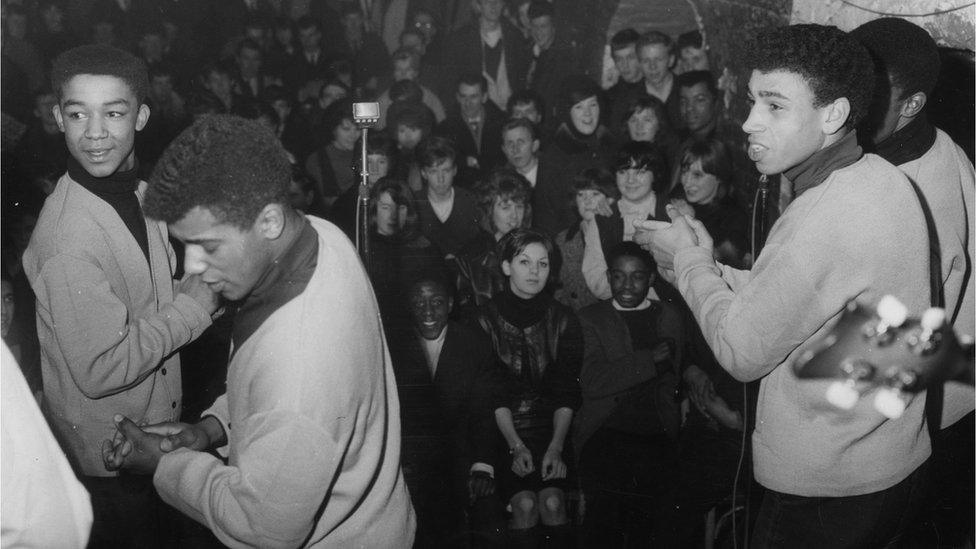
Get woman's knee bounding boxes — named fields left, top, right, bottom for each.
left=510, top=491, right=539, bottom=522
left=538, top=489, right=568, bottom=524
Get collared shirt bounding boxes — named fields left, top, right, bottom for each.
left=518, top=160, right=539, bottom=187
left=618, top=193, right=657, bottom=241
left=612, top=298, right=653, bottom=311
left=419, top=326, right=447, bottom=377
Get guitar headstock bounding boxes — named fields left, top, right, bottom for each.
left=794, top=296, right=974, bottom=418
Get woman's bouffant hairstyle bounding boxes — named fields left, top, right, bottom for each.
left=497, top=228, right=554, bottom=264
left=669, top=138, right=734, bottom=199
left=51, top=44, right=149, bottom=104
left=144, top=115, right=291, bottom=229
left=474, top=169, right=532, bottom=234
left=613, top=141, right=669, bottom=194
left=744, top=24, right=875, bottom=129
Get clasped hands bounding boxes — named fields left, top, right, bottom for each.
left=101, top=415, right=215, bottom=475
left=632, top=203, right=714, bottom=281
left=510, top=444, right=566, bottom=481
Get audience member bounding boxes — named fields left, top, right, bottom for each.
left=637, top=31, right=681, bottom=130
left=507, top=88, right=549, bottom=141
left=441, top=0, right=531, bottom=111
left=524, top=1, right=578, bottom=124
left=35, top=0, right=79, bottom=70
left=394, top=274, right=503, bottom=546
left=387, top=97, right=433, bottom=191
left=377, top=47, right=447, bottom=129
left=234, top=38, right=280, bottom=101
left=287, top=165, right=329, bottom=218
left=575, top=241, right=682, bottom=546
left=475, top=228, right=582, bottom=549
left=605, top=28, right=648, bottom=133
left=436, top=73, right=507, bottom=187
left=535, top=74, right=617, bottom=236
left=305, top=99, right=362, bottom=207
left=104, top=113, right=417, bottom=547
left=331, top=132, right=400, bottom=237
left=328, top=3, right=390, bottom=96
left=501, top=118, right=541, bottom=189
left=285, top=16, right=330, bottom=93
left=17, top=89, right=69, bottom=185
left=454, top=169, right=532, bottom=314
left=414, top=136, right=485, bottom=257
left=675, top=29, right=709, bottom=74
left=24, top=44, right=218, bottom=548
left=553, top=167, right=617, bottom=311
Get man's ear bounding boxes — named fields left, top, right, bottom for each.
left=531, top=139, right=540, bottom=155
left=136, top=103, right=151, bottom=131
left=822, top=97, right=850, bottom=136
left=256, top=203, right=286, bottom=240
left=900, top=91, right=927, bottom=119
left=52, top=104, right=65, bottom=132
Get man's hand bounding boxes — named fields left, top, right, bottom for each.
left=650, top=340, right=673, bottom=364
left=684, top=364, right=716, bottom=416
left=176, top=273, right=220, bottom=315
left=541, top=447, right=567, bottom=481
left=142, top=421, right=215, bottom=453
left=101, top=415, right=166, bottom=475
left=468, top=470, right=495, bottom=503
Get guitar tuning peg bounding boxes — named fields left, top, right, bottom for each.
left=876, top=295, right=908, bottom=329
left=873, top=387, right=906, bottom=419
left=826, top=380, right=859, bottom=410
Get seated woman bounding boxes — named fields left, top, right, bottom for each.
left=553, top=167, right=618, bottom=311
left=619, top=94, right=679, bottom=161
left=475, top=228, right=583, bottom=548
left=667, top=137, right=751, bottom=269
left=304, top=98, right=361, bottom=209
left=453, top=169, right=532, bottom=316
left=329, top=132, right=399, bottom=238
left=580, top=141, right=670, bottom=300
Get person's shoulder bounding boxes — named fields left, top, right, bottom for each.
left=577, top=299, right=615, bottom=323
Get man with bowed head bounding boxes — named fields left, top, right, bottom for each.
left=636, top=24, right=933, bottom=547
left=102, top=115, right=416, bottom=548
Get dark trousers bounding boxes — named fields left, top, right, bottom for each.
left=82, top=474, right=171, bottom=549
left=578, top=428, right=677, bottom=548
left=750, top=461, right=929, bottom=549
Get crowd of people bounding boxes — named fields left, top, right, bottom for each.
left=1, top=1, right=974, bottom=548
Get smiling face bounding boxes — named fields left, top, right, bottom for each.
left=609, top=254, right=652, bottom=309
left=409, top=280, right=452, bottom=340
left=680, top=82, right=718, bottom=133
left=502, top=241, right=550, bottom=299
left=575, top=188, right=607, bottom=221
left=570, top=95, right=599, bottom=135
left=612, top=44, right=642, bottom=84
left=627, top=107, right=660, bottom=143
left=742, top=69, right=832, bottom=175
left=491, top=196, right=526, bottom=240
left=616, top=164, right=654, bottom=203
left=169, top=206, right=272, bottom=301
left=681, top=159, right=721, bottom=205
left=54, top=74, right=150, bottom=178
left=502, top=126, right=539, bottom=171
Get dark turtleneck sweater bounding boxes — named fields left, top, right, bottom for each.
left=783, top=129, right=863, bottom=200
left=871, top=113, right=937, bottom=167
left=68, top=155, right=150, bottom=265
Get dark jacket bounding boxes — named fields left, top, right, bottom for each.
left=435, top=100, right=507, bottom=188
left=438, top=19, right=531, bottom=102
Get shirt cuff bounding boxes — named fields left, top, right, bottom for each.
left=674, top=246, right=717, bottom=275
left=470, top=462, right=494, bottom=478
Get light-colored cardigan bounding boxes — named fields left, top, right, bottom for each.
left=673, top=153, right=932, bottom=497
left=23, top=173, right=212, bottom=476
left=154, top=217, right=416, bottom=548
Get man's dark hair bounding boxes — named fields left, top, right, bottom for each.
left=416, top=135, right=456, bottom=168
left=321, top=99, right=356, bottom=142
left=51, top=44, right=149, bottom=104
left=457, top=72, right=488, bottom=93
left=502, top=117, right=538, bottom=141
left=620, top=94, right=672, bottom=137
left=610, top=28, right=640, bottom=54
left=677, top=29, right=703, bottom=51
left=145, top=115, right=291, bottom=228
left=677, top=70, right=718, bottom=99
left=849, top=17, right=940, bottom=99
left=613, top=141, right=668, bottom=189
left=607, top=240, right=656, bottom=272
left=744, top=24, right=875, bottom=129
left=527, top=0, right=554, bottom=20
left=389, top=79, right=424, bottom=103
left=637, top=30, right=674, bottom=55
left=572, top=166, right=619, bottom=198
left=507, top=88, right=545, bottom=118
left=388, top=100, right=434, bottom=135
left=296, top=15, right=321, bottom=33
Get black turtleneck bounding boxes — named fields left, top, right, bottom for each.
left=68, top=155, right=150, bottom=265
left=783, top=129, right=863, bottom=200
left=495, top=287, right=550, bottom=329
left=872, top=113, right=937, bottom=167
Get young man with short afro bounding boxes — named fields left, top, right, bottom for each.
left=102, top=114, right=417, bottom=548
left=637, top=24, right=933, bottom=546
left=23, top=44, right=219, bottom=548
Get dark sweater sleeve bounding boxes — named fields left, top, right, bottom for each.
left=549, top=311, right=583, bottom=411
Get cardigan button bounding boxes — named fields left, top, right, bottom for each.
left=161, top=368, right=167, bottom=375
left=171, top=401, right=177, bottom=409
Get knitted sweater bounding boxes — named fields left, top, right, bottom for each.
left=673, top=153, right=931, bottom=497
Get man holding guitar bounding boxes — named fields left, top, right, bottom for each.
left=635, top=25, right=933, bottom=547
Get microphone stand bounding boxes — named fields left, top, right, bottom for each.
left=352, top=110, right=378, bottom=264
